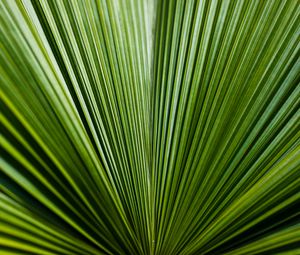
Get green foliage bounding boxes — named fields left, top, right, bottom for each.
left=1, top=0, right=299, bottom=254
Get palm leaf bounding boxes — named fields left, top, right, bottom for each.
left=1, top=0, right=299, bottom=254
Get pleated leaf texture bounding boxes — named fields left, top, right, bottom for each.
left=1, top=0, right=300, bottom=254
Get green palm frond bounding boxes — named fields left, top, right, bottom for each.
left=1, top=0, right=299, bottom=254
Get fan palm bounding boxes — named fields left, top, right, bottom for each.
left=0, top=0, right=299, bottom=254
